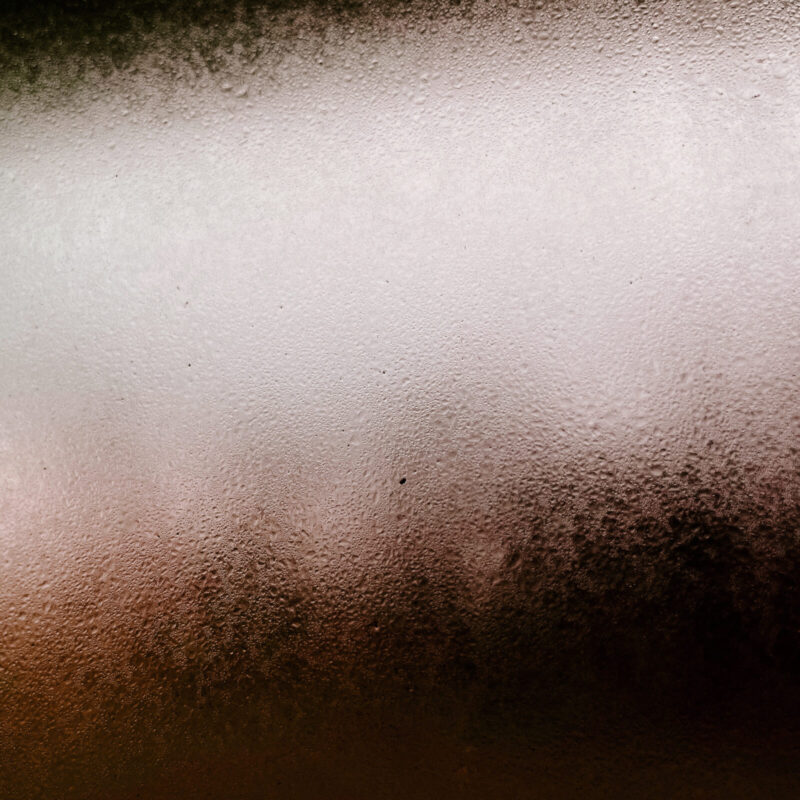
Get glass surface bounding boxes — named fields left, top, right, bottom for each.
left=1, top=0, right=799, bottom=796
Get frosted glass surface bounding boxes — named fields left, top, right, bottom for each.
left=1, top=1, right=799, bottom=796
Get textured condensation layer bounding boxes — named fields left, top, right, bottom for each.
left=1, top=0, right=799, bottom=797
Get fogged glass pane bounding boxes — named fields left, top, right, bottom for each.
left=1, top=0, right=799, bottom=797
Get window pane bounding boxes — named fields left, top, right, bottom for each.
left=2, top=1, right=799, bottom=796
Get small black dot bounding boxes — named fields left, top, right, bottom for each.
left=399, top=477, right=406, bottom=485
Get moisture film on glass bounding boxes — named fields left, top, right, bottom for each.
left=1, top=0, right=799, bottom=797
